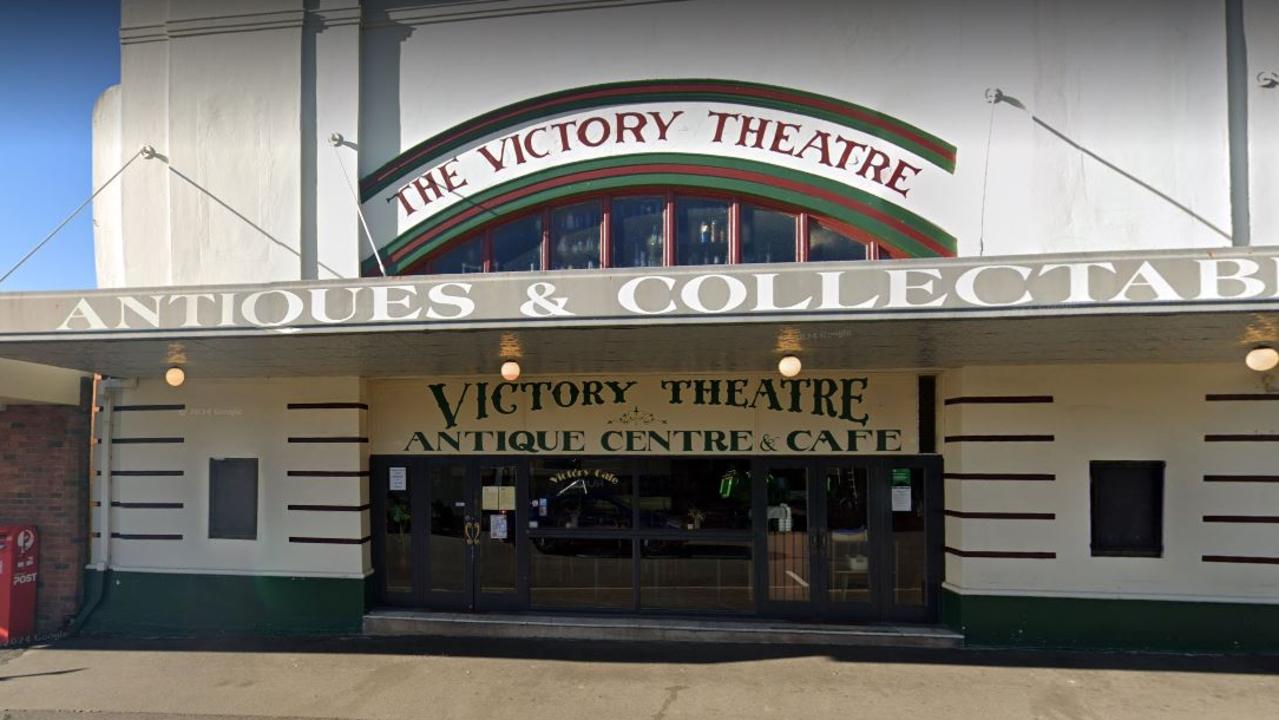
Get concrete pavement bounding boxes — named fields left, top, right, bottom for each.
left=0, top=636, right=1276, bottom=720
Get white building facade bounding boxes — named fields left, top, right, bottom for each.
left=2, top=0, right=1277, bottom=649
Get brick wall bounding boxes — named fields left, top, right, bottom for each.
left=0, top=379, right=92, bottom=635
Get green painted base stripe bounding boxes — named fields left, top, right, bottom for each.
left=82, top=570, right=365, bottom=635
left=943, top=589, right=1279, bottom=652
left=361, top=79, right=957, bottom=199
left=368, top=153, right=956, bottom=274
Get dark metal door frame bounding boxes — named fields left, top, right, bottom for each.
left=371, top=455, right=529, bottom=612
left=876, top=454, right=944, bottom=624
left=752, top=455, right=943, bottom=623
left=370, top=455, right=431, bottom=608
left=471, top=457, right=529, bottom=611
left=375, top=453, right=940, bottom=621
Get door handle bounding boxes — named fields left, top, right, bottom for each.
left=811, top=532, right=827, bottom=554
left=464, top=521, right=481, bottom=545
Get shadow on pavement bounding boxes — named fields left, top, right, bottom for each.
left=36, top=635, right=1279, bottom=675
left=0, top=668, right=85, bottom=681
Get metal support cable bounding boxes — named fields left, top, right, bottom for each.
left=977, top=91, right=1000, bottom=257
left=0, top=147, right=147, bottom=287
left=328, top=134, right=387, bottom=277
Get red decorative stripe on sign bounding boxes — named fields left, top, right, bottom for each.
left=364, top=80, right=956, bottom=191
left=388, top=162, right=952, bottom=267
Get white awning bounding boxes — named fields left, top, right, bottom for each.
left=0, top=247, right=1275, bottom=378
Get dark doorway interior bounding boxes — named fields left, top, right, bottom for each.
left=371, top=455, right=942, bottom=623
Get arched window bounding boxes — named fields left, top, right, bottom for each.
left=397, top=189, right=883, bottom=276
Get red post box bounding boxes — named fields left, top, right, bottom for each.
left=0, top=526, right=39, bottom=644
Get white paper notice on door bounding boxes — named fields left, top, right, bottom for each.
left=490, top=513, right=508, bottom=540
left=891, top=485, right=912, bottom=512
left=389, top=467, right=407, bottom=491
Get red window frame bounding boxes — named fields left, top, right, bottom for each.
left=404, top=187, right=879, bottom=275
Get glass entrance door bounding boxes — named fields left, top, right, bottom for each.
left=474, top=462, right=525, bottom=609
left=373, top=454, right=937, bottom=621
left=372, top=457, right=527, bottom=610
left=755, top=457, right=941, bottom=621
left=759, top=463, right=816, bottom=609
left=878, top=458, right=942, bottom=623
left=823, top=464, right=874, bottom=613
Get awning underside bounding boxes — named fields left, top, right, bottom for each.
left=0, top=311, right=1271, bottom=379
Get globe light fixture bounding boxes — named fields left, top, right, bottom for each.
left=1245, top=346, right=1279, bottom=373
left=500, top=360, right=522, bottom=382
left=778, top=355, right=802, bottom=378
left=165, top=366, right=187, bottom=388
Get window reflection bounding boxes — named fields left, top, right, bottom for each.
left=641, top=540, right=753, bottom=612
left=891, top=467, right=927, bottom=607
left=478, top=465, right=518, bottom=594
left=826, top=466, right=871, bottom=605
left=401, top=192, right=887, bottom=276
left=611, top=196, right=665, bottom=267
left=809, top=220, right=867, bottom=262
left=384, top=480, right=412, bottom=594
left=431, top=236, right=484, bottom=274
left=637, top=459, right=752, bottom=531
left=492, top=215, right=542, bottom=272
left=531, top=538, right=633, bottom=609
left=766, top=467, right=810, bottom=602
left=429, top=464, right=468, bottom=593
left=740, top=205, right=796, bottom=264
left=550, top=201, right=602, bottom=270
left=676, top=198, right=729, bottom=266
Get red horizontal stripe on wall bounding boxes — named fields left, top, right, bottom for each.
left=287, top=470, right=371, bottom=477
left=287, top=504, right=371, bottom=512
left=944, top=473, right=1056, bottom=481
left=1203, top=515, right=1279, bottom=524
left=1204, top=435, right=1279, bottom=442
left=944, top=510, right=1056, bottom=520
left=1202, top=555, right=1279, bottom=565
left=289, top=536, right=372, bottom=545
left=287, top=437, right=370, bottom=444
left=109, top=533, right=183, bottom=540
left=943, top=435, right=1055, bottom=443
left=944, top=547, right=1056, bottom=559
left=943, top=396, right=1054, bottom=406
left=1204, top=475, right=1279, bottom=483
left=1204, top=394, right=1279, bottom=402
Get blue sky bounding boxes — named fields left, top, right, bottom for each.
left=0, top=1, right=120, bottom=292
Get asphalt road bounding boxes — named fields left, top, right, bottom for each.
left=0, top=636, right=1276, bottom=720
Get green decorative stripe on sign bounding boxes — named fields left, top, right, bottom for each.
left=361, top=79, right=958, bottom=199
left=364, top=153, right=957, bottom=276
